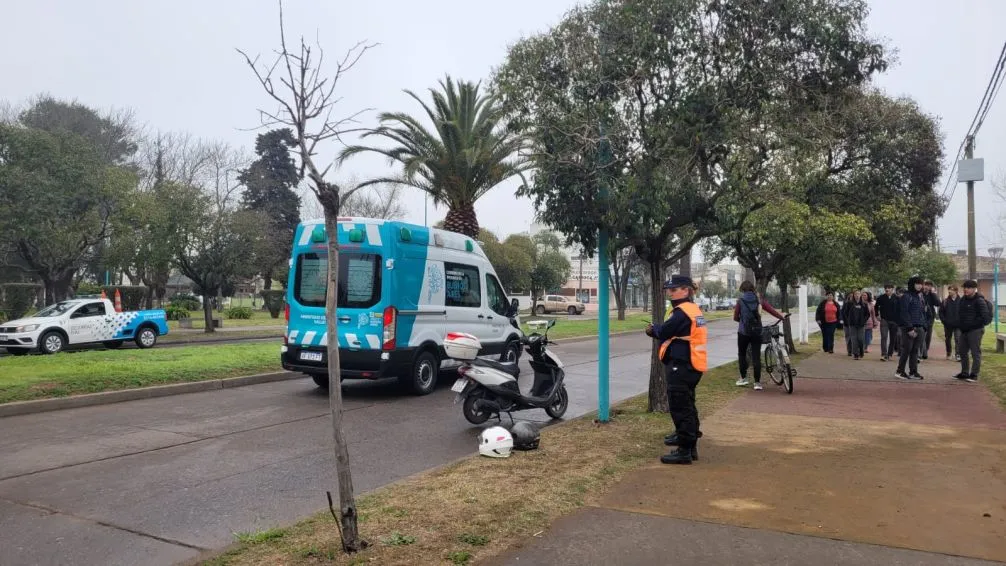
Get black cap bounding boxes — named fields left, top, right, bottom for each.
left=663, top=275, right=694, bottom=289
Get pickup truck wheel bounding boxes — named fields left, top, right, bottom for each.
left=135, top=327, right=158, bottom=349
left=567, top=306, right=577, bottom=315
left=103, top=340, right=124, bottom=349
left=39, top=331, right=65, bottom=354
left=535, top=305, right=546, bottom=315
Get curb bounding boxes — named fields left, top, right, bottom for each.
left=552, top=330, right=641, bottom=345
left=0, top=372, right=303, bottom=419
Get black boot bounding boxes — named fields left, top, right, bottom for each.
left=691, top=445, right=698, bottom=461
left=660, top=446, right=694, bottom=465
left=664, top=430, right=703, bottom=446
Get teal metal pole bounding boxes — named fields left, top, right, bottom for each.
left=597, top=122, right=612, bottom=422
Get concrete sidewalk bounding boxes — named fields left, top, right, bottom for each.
left=490, top=349, right=1006, bottom=565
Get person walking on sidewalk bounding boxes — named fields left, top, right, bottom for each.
left=875, top=284, right=900, bottom=361
left=815, top=292, right=842, bottom=354
left=842, top=289, right=868, bottom=360
left=940, top=285, right=961, bottom=362
left=955, top=280, right=993, bottom=383
left=732, top=281, right=786, bottom=391
left=646, top=275, right=707, bottom=465
left=864, top=291, right=878, bottom=354
left=896, top=276, right=927, bottom=380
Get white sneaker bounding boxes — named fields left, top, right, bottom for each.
left=753, top=383, right=764, bottom=391
left=735, top=378, right=750, bottom=387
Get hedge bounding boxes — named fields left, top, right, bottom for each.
left=260, top=290, right=286, bottom=319
left=100, top=286, right=148, bottom=311
left=1, top=283, right=42, bottom=321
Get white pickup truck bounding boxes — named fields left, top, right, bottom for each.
left=0, top=298, right=169, bottom=355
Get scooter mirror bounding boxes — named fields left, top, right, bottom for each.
left=509, top=298, right=520, bottom=316
left=547, top=319, right=556, bottom=329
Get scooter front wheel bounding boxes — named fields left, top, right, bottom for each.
left=463, top=392, right=492, bottom=425
left=545, top=385, right=569, bottom=419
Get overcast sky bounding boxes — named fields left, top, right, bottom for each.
left=3, top=0, right=1005, bottom=256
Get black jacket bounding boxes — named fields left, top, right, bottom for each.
left=815, top=301, right=841, bottom=325
left=842, top=300, right=868, bottom=327
left=957, top=294, right=992, bottom=332
left=648, top=297, right=694, bottom=365
left=875, top=293, right=899, bottom=321
left=922, top=291, right=940, bottom=324
left=940, top=296, right=960, bottom=328
left=899, top=292, right=927, bottom=329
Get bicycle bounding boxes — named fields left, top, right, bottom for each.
left=762, top=318, right=795, bottom=394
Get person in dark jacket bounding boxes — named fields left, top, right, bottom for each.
left=732, top=281, right=786, bottom=390
left=940, top=285, right=961, bottom=361
left=955, top=279, right=993, bottom=383
left=815, top=292, right=842, bottom=353
left=647, top=275, right=705, bottom=465
left=918, top=280, right=940, bottom=360
left=875, top=283, right=900, bottom=361
left=841, top=289, right=868, bottom=360
left=897, top=276, right=927, bottom=380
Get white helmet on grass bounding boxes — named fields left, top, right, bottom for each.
left=478, top=426, right=513, bottom=458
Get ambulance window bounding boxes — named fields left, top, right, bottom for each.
left=295, top=252, right=381, bottom=308
left=486, top=274, right=508, bottom=316
left=445, top=263, right=481, bottom=308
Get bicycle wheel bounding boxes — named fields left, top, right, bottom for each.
left=765, top=347, right=785, bottom=386
left=781, top=362, right=795, bottom=394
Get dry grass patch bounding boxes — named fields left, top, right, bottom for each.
left=203, top=336, right=820, bottom=566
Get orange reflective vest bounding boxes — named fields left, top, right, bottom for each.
left=658, top=302, right=708, bottom=372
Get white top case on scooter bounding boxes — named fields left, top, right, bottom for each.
left=444, top=332, right=481, bottom=360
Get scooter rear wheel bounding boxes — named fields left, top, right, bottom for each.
left=545, top=385, right=568, bottom=419
left=463, top=392, right=492, bottom=425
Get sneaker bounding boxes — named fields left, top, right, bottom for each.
left=895, top=371, right=909, bottom=380
left=966, top=375, right=978, bottom=383
left=753, top=383, right=763, bottom=391
left=735, top=378, right=750, bottom=387
left=952, top=373, right=968, bottom=380
left=853, top=356, right=860, bottom=361
left=910, top=373, right=924, bottom=380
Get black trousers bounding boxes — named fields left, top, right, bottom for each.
left=737, top=332, right=762, bottom=382
left=666, top=363, right=703, bottom=447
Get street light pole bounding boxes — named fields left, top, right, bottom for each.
left=991, top=247, right=1003, bottom=333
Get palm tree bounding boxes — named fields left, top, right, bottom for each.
left=338, top=76, right=529, bottom=238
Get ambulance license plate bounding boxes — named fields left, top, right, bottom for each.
left=300, top=351, right=323, bottom=362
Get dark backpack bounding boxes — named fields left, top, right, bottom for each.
left=740, top=299, right=762, bottom=337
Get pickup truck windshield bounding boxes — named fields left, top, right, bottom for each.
left=34, top=302, right=77, bottom=317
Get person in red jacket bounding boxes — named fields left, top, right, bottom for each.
left=732, top=281, right=787, bottom=391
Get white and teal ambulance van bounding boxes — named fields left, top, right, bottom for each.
left=281, top=217, right=524, bottom=395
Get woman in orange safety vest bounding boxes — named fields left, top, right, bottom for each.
left=645, top=274, right=707, bottom=465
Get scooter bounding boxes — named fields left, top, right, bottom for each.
left=447, top=318, right=569, bottom=425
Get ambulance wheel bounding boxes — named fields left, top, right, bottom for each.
left=311, top=374, right=330, bottom=390
left=402, top=350, right=438, bottom=395
left=500, top=339, right=521, bottom=368
left=39, top=331, right=65, bottom=354
left=103, top=340, right=124, bottom=349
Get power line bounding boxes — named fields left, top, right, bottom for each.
left=942, top=41, right=1006, bottom=207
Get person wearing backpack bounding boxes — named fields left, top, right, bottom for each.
left=732, top=281, right=786, bottom=391
left=841, top=289, right=869, bottom=360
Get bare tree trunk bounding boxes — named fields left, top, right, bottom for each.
left=648, top=258, right=669, bottom=413
left=781, top=284, right=798, bottom=354
left=318, top=186, right=364, bottom=551
left=202, top=295, right=214, bottom=334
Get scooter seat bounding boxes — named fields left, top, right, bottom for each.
left=471, top=357, right=520, bottom=378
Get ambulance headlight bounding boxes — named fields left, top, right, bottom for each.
left=16, top=324, right=39, bottom=333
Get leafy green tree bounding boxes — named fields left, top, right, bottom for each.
left=239, top=128, right=302, bottom=290
left=873, top=246, right=958, bottom=288
left=0, top=123, right=136, bottom=303
left=17, top=94, right=138, bottom=165
left=527, top=232, right=571, bottom=313
left=480, top=230, right=533, bottom=295
left=493, top=0, right=886, bottom=412
left=699, top=279, right=727, bottom=305
left=338, top=76, right=530, bottom=238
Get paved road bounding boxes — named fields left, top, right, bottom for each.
left=0, top=316, right=800, bottom=566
